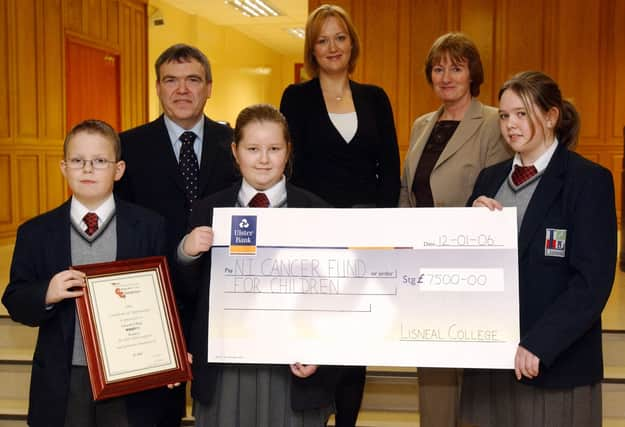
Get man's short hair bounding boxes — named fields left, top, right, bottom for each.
left=155, top=44, right=212, bottom=82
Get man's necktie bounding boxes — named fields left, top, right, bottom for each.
left=179, top=131, right=200, bottom=210
left=511, top=164, right=538, bottom=186
left=249, top=192, right=270, bottom=208
left=83, top=212, right=99, bottom=236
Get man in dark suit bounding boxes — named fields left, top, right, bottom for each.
left=2, top=119, right=166, bottom=427
left=115, top=44, right=238, bottom=426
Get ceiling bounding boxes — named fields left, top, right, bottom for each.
left=155, top=0, right=307, bottom=57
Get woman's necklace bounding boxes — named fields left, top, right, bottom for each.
left=326, top=91, right=345, bottom=101
left=321, top=83, right=348, bottom=102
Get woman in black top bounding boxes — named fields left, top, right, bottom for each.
left=280, top=5, right=400, bottom=209
left=280, top=5, right=400, bottom=425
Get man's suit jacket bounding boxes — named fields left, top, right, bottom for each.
left=116, top=114, right=238, bottom=335
left=177, top=182, right=339, bottom=411
left=399, top=98, right=510, bottom=207
left=280, top=78, right=400, bottom=208
left=2, top=199, right=166, bottom=427
left=468, top=144, right=616, bottom=387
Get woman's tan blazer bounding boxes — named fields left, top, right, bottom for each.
left=399, top=98, right=511, bottom=207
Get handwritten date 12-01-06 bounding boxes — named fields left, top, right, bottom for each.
left=424, top=234, right=498, bottom=247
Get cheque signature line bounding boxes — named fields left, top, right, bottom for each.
left=224, top=305, right=372, bottom=313
left=400, top=338, right=507, bottom=343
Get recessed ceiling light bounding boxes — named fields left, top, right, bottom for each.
left=224, top=0, right=281, bottom=17
left=286, top=28, right=305, bottom=39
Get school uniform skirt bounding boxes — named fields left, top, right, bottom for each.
left=460, top=369, right=601, bottom=427
left=194, top=365, right=333, bottom=427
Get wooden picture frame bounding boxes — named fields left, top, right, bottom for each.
left=74, top=256, right=191, bottom=400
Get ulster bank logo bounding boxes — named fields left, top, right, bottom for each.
left=230, top=215, right=258, bottom=255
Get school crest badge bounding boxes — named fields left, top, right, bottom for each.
left=545, top=228, right=566, bottom=257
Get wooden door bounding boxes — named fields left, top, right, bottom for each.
left=66, top=39, right=121, bottom=131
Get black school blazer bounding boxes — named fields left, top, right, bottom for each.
left=177, top=182, right=340, bottom=411
left=2, top=198, right=166, bottom=427
left=468, top=143, right=616, bottom=388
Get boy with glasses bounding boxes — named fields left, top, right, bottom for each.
left=3, top=119, right=166, bottom=427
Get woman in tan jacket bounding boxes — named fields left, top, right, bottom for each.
left=399, top=32, right=511, bottom=427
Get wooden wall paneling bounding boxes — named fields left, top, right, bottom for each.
left=407, top=1, right=449, bottom=125
left=125, top=3, right=136, bottom=128
left=597, top=0, right=611, bottom=147
left=132, top=3, right=142, bottom=127
left=0, top=0, right=10, bottom=139
left=44, top=153, right=67, bottom=211
left=107, top=0, right=120, bottom=46
left=0, top=154, right=12, bottom=225
left=64, top=0, right=84, bottom=37
left=136, top=4, right=147, bottom=127
left=553, top=0, right=601, bottom=141
left=2, top=1, right=16, bottom=236
left=360, top=0, right=400, bottom=93
left=445, top=0, right=461, bottom=29
left=611, top=0, right=625, bottom=138
left=344, top=0, right=363, bottom=81
left=14, top=0, right=39, bottom=139
left=492, top=0, right=506, bottom=90
left=119, top=1, right=131, bottom=130
left=395, top=0, right=413, bottom=158
left=39, top=0, right=65, bottom=141
left=540, top=0, right=559, bottom=78
left=129, top=3, right=141, bottom=127
left=459, top=0, right=496, bottom=105
left=494, top=0, right=546, bottom=93
left=85, top=0, right=105, bottom=41
left=0, top=0, right=149, bottom=238
left=118, top=0, right=147, bottom=129
left=358, top=0, right=401, bottom=137
left=16, top=154, right=40, bottom=223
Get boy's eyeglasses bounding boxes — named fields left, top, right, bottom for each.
left=64, top=158, right=117, bottom=170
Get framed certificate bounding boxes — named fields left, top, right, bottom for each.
left=74, top=256, right=191, bottom=400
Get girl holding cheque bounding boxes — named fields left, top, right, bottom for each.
left=461, top=71, right=616, bottom=427
left=176, top=104, right=337, bottom=427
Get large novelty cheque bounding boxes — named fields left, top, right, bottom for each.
left=208, top=208, right=519, bottom=369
